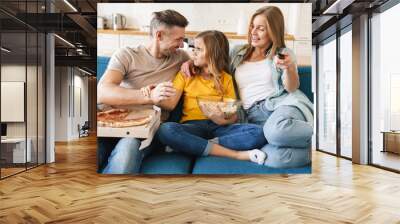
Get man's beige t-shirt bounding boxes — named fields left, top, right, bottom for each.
left=107, top=45, right=190, bottom=89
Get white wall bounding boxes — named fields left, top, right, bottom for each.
left=55, top=66, right=69, bottom=141
left=72, top=73, right=89, bottom=139
left=77, top=74, right=89, bottom=124
left=98, top=3, right=311, bottom=40
left=54, top=67, right=89, bottom=141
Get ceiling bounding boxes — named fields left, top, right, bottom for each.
left=0, top=0, right=97, bottom=74
left=0, top=0, right=394, bottom=74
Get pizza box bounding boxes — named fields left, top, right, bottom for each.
left=97, top=106, right=161, bottom=144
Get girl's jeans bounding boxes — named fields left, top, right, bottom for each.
left=158, top=120, right=267, bottom=157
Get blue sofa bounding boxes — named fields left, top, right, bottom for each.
left=97, top=56, right=312, bottom=174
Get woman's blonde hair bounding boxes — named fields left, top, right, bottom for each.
left=243, top=6, right=286, bottom=62
left=195, top=30, right=230, bottom=95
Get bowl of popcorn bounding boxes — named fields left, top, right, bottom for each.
left=196, top=96, right=240, bottom=118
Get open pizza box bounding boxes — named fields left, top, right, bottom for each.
left=97, top=105, right=161, bottom=150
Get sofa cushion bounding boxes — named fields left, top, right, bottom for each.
left=140, top=151, right=195, bottom=174
left=192, top=156, right=311, bottom=174
left=298, top=66, right=313, bottom=102
left=97, top=56, right=111, bottom=83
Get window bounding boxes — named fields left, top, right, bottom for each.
left=0, top=1, right=47, bottom=179
left=317, top=36, right=337, bottom=154
left=339, top=28, right=352, bottom=158
left=370, top=3, right=400, bottom=171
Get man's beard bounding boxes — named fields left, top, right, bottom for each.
left=164, top=48, right=177, bottom=57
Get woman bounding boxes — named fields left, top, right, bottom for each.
left=155, top=30, right=268, bottom=164
left=182, top=6, right=313, bottom=168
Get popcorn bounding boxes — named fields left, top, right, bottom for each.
left=197, top=97, right=239, bottom=118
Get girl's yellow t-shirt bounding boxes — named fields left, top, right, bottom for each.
left=173, top=71, right=237, bottom=123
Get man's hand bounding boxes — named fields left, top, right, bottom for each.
left=150, top=81, right=176, bottom=105
left=180, top=60, right=196, bottom=78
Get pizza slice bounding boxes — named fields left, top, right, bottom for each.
left=97, top=109, right=153, bottom=128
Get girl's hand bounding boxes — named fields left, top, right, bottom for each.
left=180, top=60, right=196, bottom=78
left=199, top=104, right=229, bottom=125
left=149, top=82, right=176, bottom=104
left=140, top=84, right=156, bottom=97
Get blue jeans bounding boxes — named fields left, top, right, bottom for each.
left=246, top=102, right=312, bottom=168
left=158, top=120, right=267, bottom=156
left=100, top=137, right=158, bottom=174
left=261, top=144, right=311, bottom=168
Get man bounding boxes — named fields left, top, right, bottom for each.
left=97, top=10, right=190, bottom=174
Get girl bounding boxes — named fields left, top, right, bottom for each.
left=156, top=30, right=267, bottom=164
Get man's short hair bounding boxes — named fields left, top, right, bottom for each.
left=150, top=10, right=188, bottom=36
